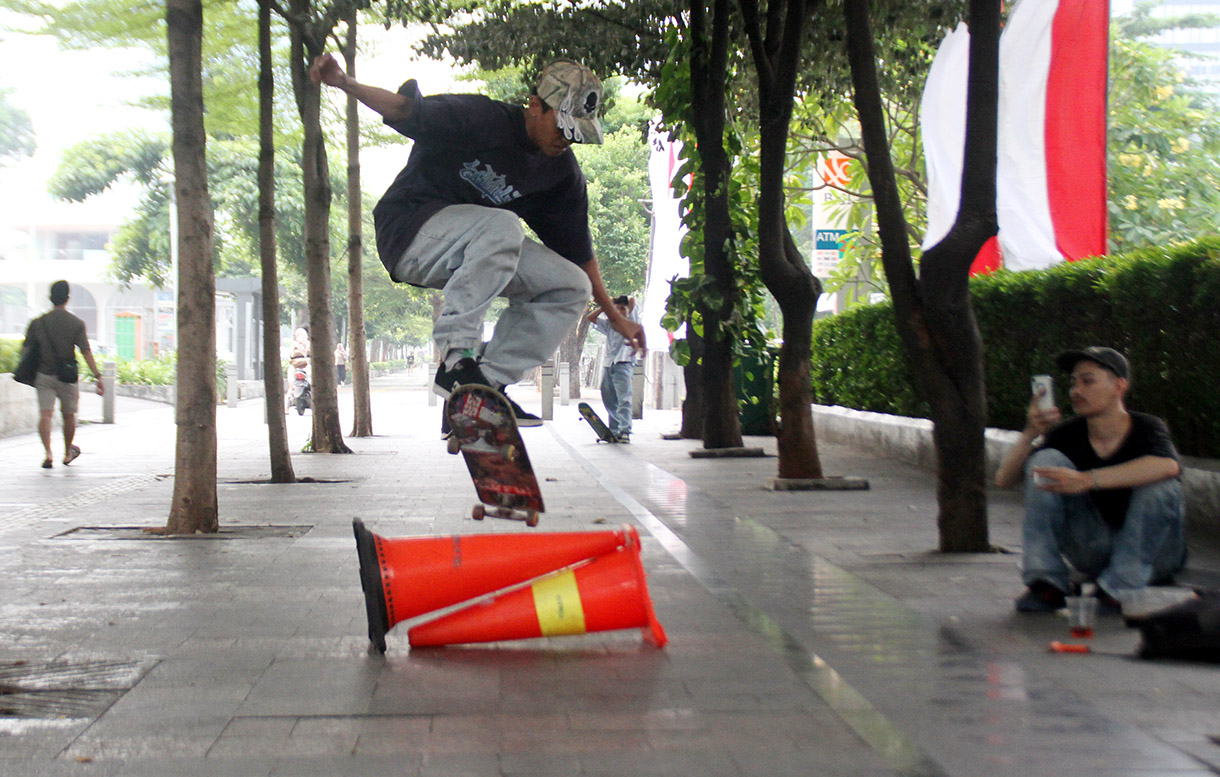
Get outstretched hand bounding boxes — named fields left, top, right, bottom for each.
left=612, top=316, right=646, bottom=355
left=310, top=53, right=346, bottom=88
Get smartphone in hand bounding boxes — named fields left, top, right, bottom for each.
left=1031, top=374, right=1054, bottom=411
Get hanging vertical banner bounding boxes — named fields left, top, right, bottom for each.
left=642, top=123, right=689, bottom=350
left=921, top=0, right=1109, bottom=274
left=810, top=151, right=852, bottom=279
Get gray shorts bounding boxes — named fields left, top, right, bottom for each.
left=35, top=372, right=80, bottom=415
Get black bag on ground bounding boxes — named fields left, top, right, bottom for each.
left=1136, top=590, right=1220, bottom=662
left=56, top=357, right=78, bottom=384
left=15, top=337, right=39, bottom=386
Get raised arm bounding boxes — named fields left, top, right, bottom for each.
left=310, top=54, right=416, bottom=124
left=580, top=258, right=645, bottom=353
left=994, top=391, right=1061, bottom=488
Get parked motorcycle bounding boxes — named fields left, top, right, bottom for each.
left=290, top=367, right=311, bottom=415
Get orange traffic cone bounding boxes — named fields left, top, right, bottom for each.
left=352, top=519, right=638, bottom=652
left=406, top=538, right=668, bottom=648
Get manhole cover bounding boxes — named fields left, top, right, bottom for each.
left=0, top=660, right=152, bottom=720
left=54, top=525, right=313, bottom=540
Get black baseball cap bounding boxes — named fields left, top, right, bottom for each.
left=1055, top=347, right=1129, bottom=380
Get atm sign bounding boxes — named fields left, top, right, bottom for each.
left=816, top=230, right=846, bottom=251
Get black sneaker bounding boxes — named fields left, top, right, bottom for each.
left=433, top=357, right=491, bottom=399
left=1014, top=581, right=1067, bottom=613
left=501, top=389, right=542, bottom=428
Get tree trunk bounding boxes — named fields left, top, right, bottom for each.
left=844, top=0, right=999, bottom=551
left=690, top=0, right=743, bottom=450
left=741, top=0, right=824, bottom=478
left=165, top=0, right=218, bottom=534
left=773, top=235, right=822, bottom=479
left=558, top=316, right=591, bottom=399
left=343, top=13, right=372, bottom=437
left=257, top=0, right=295, bottom=484
left=289, top=2, right=350, bottom=454
left=679, top=315, right=704, bottom=439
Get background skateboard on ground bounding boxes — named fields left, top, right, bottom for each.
left=445, top=384, right=544, bottom=526
left=577, top=402, right=616, bottom=443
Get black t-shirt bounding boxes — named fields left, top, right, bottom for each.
left=373, top=83, right=594, bottom=278
left=27, top=308, right=89, bottom=375
left=1038, top=412, right=1180, bottom=529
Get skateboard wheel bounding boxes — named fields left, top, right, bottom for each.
left=472, top=504, right=485, bottom=521
left=447, top=435, right=461, bottom=455
left=525, top=511, right=539, bottom=527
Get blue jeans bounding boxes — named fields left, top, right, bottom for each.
left=1021, top=448, right=1186, bottom=597
left=600, top=362, right=634, bottom=437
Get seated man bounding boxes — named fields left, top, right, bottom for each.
left=995, top=347, right=1186, bottom=614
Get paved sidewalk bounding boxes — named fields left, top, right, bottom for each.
left=1, top=372, right=1217, bottom=777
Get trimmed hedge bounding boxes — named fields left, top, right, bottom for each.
left=812, top=237, right=1220, bottom=458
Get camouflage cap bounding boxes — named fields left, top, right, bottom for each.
left=536, top=59, right=604, bottom=145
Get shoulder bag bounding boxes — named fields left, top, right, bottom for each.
left=14, top=320, right=41, bottom=387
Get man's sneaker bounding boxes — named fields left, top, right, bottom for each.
left=432, top=357, right=491, bottom=399
left=1014, top=581, right=1067, bottom=613
left=1095, top=589, right=1123, bottom=617
left=614, top=433, right=631, bottom=444
left=501, top=390, right=542, bottom=428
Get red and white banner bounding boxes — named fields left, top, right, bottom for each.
left=921, top=0, right=1109, bottom=274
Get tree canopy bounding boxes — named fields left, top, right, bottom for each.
left=0, top=87, right=36, bottom=165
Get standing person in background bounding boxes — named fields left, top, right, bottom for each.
left=334, top=341, right=348, bottom=385
left=588, top=296, right=641, bottom=443
left=287, top=326, right=310, bottom=411
left=23, top=281, right=104, bottom=469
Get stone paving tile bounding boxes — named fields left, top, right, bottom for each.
left=4, top=377, right=1219, bottom=777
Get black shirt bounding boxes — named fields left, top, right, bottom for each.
left=27, top=308, right=89, bottom=376
left=373, top=83, right=594, bottom=278
left=1038, top=412, right=1180, bottom=529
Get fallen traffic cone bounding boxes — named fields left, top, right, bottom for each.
left=406, top=539, right=668, bottom=648
left=352, top=519, right=638, bottom=652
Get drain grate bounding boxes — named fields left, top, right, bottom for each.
left=54, top=524, right=313, bottom=540
left=0, top=660, right=152, bottom=720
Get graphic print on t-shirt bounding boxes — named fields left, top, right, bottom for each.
left=459, top=160, right=522, bottom=206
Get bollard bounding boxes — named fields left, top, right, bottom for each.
left=540, top=359, right=555, bottom=420
left=427, top=363, right=438, bottom=406
left=632, top=361, right=645, bottom=419
left=102, top=361, right=116, bottom=424
left=226, top=363, right=238, bottom=408
left=559, top=361, right=570, bottom=405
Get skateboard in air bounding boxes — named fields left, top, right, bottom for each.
left=577, top=402, right=616, bottom=443
left=445, top=384, right=544, bottom=526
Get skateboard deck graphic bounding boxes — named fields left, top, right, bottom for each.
left=446, top=385, right=544, bottom=526
left=578, top=402, right=615, bottom=443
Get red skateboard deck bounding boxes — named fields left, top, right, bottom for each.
left=445, top=385, right=544, bottom=526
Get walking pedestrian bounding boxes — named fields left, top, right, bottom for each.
left=21, top=281, right=104, bottom=468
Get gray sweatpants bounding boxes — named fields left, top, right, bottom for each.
left=392, top=204, right=591, bottom=387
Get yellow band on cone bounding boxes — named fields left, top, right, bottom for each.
left=532, top=569, right=587, bottom=636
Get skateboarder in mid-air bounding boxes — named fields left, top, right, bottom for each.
left=310, top=53, right=645, bottom=427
